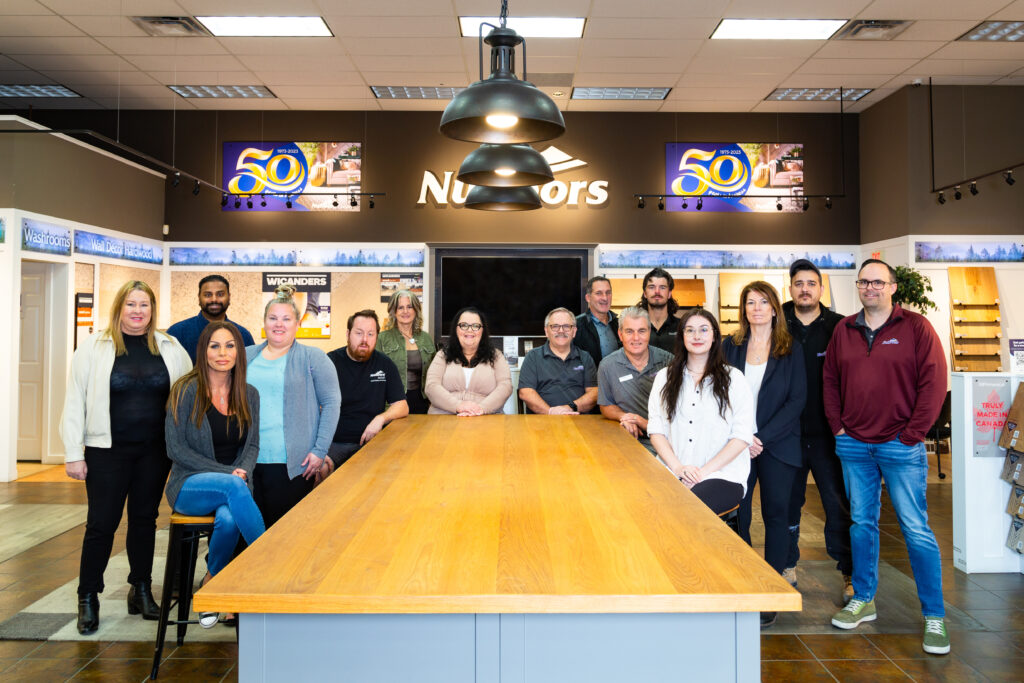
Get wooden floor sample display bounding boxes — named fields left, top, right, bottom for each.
left=607, top=277, right=705, bottom=314
left=195, top=415, right=799, bottom=616
left=948, top=266, right=1003, bottom=372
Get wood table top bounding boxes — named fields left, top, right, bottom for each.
left=194, top=415, right=801, bottom=614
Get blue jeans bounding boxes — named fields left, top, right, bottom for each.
left=174, top=473, right=266, bottom=576
left=835, top=434, right=944, bottom=617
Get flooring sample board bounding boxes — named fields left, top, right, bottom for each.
left=948, top=266, right=1003, bottom=372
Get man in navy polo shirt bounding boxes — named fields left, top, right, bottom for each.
left=167, top=274, right=255, bottom=362
left=518, top=307, right=598, bottom=415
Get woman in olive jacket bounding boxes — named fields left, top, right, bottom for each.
left=376, top=289, right=436, bottom=414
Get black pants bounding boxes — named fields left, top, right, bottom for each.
left=327, top=442, right=361, bottom=469
left=691, top=479, right=744, bottom=515
left=252, top=463, right=314, bottom=529
left=738, top=451, right=799, bottom=574
left=406, top=388, right=430, bottom=415
left=78, top=442, right=170, bottom=596
left=786, top=435, right=853, bottom=574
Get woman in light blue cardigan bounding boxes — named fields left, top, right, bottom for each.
left=245, top=284, right=341, bottom=528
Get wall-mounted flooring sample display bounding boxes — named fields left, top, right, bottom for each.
left=948, top=266, right=1003, bottom=372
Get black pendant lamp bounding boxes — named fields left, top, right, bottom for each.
left=440, top=3, right=565, bottom=144
left=457, top=144, right=553, bottom=187
left=464, top=184, right=541, bottom=211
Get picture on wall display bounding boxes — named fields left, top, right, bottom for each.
left=915, top=241, right=1024, bottom=263
left=665, top=142, right=805, bottom=212
left=599, top=248, right=855, bottom=270
left=380, top=273, right=424, bottom=303
left=0, top=217, right=5, bottom=243
left=262, top=272, right=331, bottom=339
left=223, top=141, right=361, bottom=212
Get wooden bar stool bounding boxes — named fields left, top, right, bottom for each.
left=150, top=513, right=215, bottom=680
left=718, top=504, right=740, bottom=534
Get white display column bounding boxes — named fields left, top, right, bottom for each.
left=0, top=211, right=17, bottom=481
left=952, top=372, right=1024, bottom=573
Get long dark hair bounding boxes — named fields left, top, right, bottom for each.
left=443, top=307, right=498, bottom=367
left=661, top=308, right=732, bottom=420
left=168, top=321, right=252, bottom=432
left=731, top=280, right=792, bottom=357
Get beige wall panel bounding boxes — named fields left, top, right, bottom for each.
left=74, top=262, right=94, bottom=294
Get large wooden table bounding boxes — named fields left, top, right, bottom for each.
left=195, top=415, right=799, bottom=682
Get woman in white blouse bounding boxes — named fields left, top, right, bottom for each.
left=425, top=307, right=512, bottom=415
left=647, top=308, right=754, bottom=514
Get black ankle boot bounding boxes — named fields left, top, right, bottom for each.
left=127, top=581, right=160, bottom=620
left=77, top=593, right=99, bottom=635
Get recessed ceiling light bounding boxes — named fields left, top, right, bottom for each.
left=458, top=17, right=585, bottom=38
left=958, top=21, right=1024, bottom=42
left=195, top=16, right=332, bottom=37
left=0, top=84, right=80, bottom=97
left=832, top=19, right=911, bottom=41
left=571, top=87, right=671, bottom=100
left=767, top=87, right=871, bottom=101
left=169, top=85, right=276, bottom=98
left=371, top=86, right=465, bottom=99
left=711, top=19, right=847, bottom=40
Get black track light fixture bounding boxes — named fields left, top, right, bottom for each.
left=350, top=193, right=358, bottom=208
left=970, top=181, right=978, bottom=196
left=285, top=196, right=293, bottom=209
left=246, top=196, right=253, bottom=209
left=171, top=172, right=181, bottom=188
left=260, top=195, right=266, bottom=207
left=802, top=197, right=810, bottom=211
left=658, top=196, right=664, bottom=211
left=192, top=179, right=200, bottom=196
left=825, top=196, right=832, bottom=210
left=637, top=196, right=645, bottom=209
left=221, top=193, right=228, bottom=207
left=954, top=185, right=962, bottom=200
left=696, top=197, right=703, bottom=211
left=1006, top=170, right=1016, bottom=186
left=233, top=196, right=241, bottom=209
left=368, top=195, right=375, bottom=209
left=776, top=197, right=783, bottom=211
left=332, top=195, right=339, bottom=207
left=681, top=198, right=688, bottom=209
left=937, top=191, right=946, bottom=205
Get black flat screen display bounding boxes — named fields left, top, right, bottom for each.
left=438, top=255, right=585, bottom=337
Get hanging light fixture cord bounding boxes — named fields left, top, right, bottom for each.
left=499, top=0, right=508, bottom=27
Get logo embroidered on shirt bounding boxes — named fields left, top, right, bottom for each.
left=573, top=365, right=585, bottom=371
left=881, top=338, right=899, bottom=345
left=816, top=352, right=827, bottom=357
left=370, top=370, right=387, bottom=382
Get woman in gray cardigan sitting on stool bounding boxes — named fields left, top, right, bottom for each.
left=246, top=284, right=341, bottom=527
left=165, top=321, right=264, bottom=628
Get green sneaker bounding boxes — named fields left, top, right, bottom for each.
left=923, top=617, right=950, bottom=655
left=831, top=598, right=876, bottom=629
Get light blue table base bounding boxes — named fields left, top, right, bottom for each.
left=239, top=611, right=761, bottom=682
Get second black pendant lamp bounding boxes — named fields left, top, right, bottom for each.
left=440, top=1, right=565, bottom=144
left=457, top=143, right=553, bottom=187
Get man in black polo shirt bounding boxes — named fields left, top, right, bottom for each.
left=319, top=310, right=408, bottom=481
left=782, top=259, right=853, bottom=602
left=639, top=267, right=684, bottom=352
left=518, top=307, right=598, bottom=415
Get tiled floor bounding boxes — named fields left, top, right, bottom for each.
left=0, top=461, right=1021, bottom=682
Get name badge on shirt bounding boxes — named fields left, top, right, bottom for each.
left=574, top=365, right=585, bottom=371
left=618, top=374, right=634, bottom=383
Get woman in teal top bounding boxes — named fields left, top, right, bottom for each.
left=376, top=289, right=436, bottom=414
left=245, top=284, right=341, bottom=528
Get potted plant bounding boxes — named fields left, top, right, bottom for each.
left=892, top=265, right=937, bottom=313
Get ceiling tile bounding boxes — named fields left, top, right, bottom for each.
left=696, top=39, right=827, bottom=60
left=63, top=15, right=149, bottom=37
left=186, top=97, right=288, bottom=109
left=216, top=37, right=346, bottom=56
left=573, top=72, right=679, bottom=87
left=585, top=17, right=720, bottom=40
left=149, top=70, right=261, bottom=85
left=0, top=70, right=56, bottom=84
left=566, top=99, right=664, bottom=111
left=813, top=40, right=945, bottom=59
left=92, top=95, right=194, bottom=109
left=753, top=100, right=851, bottom=112
left=589, top=0, right=723, bottom=18
left=523, top=56, right=578, bottom=73
left=0, top=15, right=84, bottom=36
left=0, top=0, right=54, bottom=14
left=345, top=37, right=461, bottom=56
left=317, top=0, right=452, bottom=16
left=576, top=56, right=689, bottom=74
left=725, top=0, right=872, bottom=18
left=911, top=59, right=1023, bottom=76
left=12, top=54, right=134, bottom=71
left=686, top=57, right=807, bottom=75
left=126, top=54, right=248, bottom=71
left=96, top=37, right=229, bottom=55
left=796, top=57, right=920, bottom=74
left=0, top=56, right=27, bottom=69
left=176, top=0, right=320, bottom=13
left=376, top=98, right=450, bottom=110
left=359, top=72, right=467, bottom=87
left=261, top=84, right=370, bottom=99
left=991, top=0, right=1024, bottom=20
left=237, top=54, right=355, bottom=72
left=676, top=73, right=781, bottom=88
left=660, top=100, right=756, bottom=112
left=580, top=39, right=702, bottom=60
left=42, top=0, right=189, bottom=15
left=667, top=87, right=768, bottom=102
left=281, top=98, right=380, bottom=110
left=928, top=42, right=1024, bottom=60
left=0, top=97, right=105, bottom=109
left=351, top=54, right=465, bottom=73
left=255, top=70, right=366, bottom=86
left=892, top=20, right=978, bottom=41
left=777, top=73, right=892, bottom=88
left=883, top=74, right=1000, bottom=88
left=993, top=76, right=1024, bottom=85
left=858, top=0, right=1010, bottom=21
left=74, top=83, right=176, bottom=98
left=323, top=16, right=457, bottom=38
left=0, top=36, right=110, bottom=54
left=54, top=69, right=160, bottom=85
left=454, top=0, right=591, bottom=15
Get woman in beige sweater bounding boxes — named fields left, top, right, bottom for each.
left=425, top=307, right=512, bottom=415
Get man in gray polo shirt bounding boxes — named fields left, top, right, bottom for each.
left=597, top=306, right=673, bottom=452
left=518, top=307, right=598, bottom=414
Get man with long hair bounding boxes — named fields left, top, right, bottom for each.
left=639, top=267, right=684, bottom=352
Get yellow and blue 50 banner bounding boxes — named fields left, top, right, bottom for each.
left=665, top=142, right=805, bottom=212
left=223, top=141, right=362, bottom=211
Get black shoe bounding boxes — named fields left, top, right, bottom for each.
left=760, top=611, right=777, bottom=630
left=127, top=581, right=161, bottom=620
left=77, top=593, right=99, bottom=635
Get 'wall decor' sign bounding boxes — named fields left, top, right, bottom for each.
left=21, top=218, right=71, bottom=256
left=665, top=143, right=806, bottom=212
left=223, top=142, right=361, bottom=211
left=74, top=230, right=163, bottom=264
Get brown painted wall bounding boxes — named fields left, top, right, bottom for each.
left=860, top=85, right=1024, bottom=243
left=17, top=109, right=860, bottom=245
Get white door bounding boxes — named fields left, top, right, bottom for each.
left=18, top=261, right=48, bottom=461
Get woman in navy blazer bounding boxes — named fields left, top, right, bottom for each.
left=722, top=281, right=805, bottom=627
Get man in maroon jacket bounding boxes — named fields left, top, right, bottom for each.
left=823, top=259, right=949, bottom=656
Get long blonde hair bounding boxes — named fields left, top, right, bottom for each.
left=385, top=289, right=423, bottom=334
left=104, top=280, right=159, bottom=356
